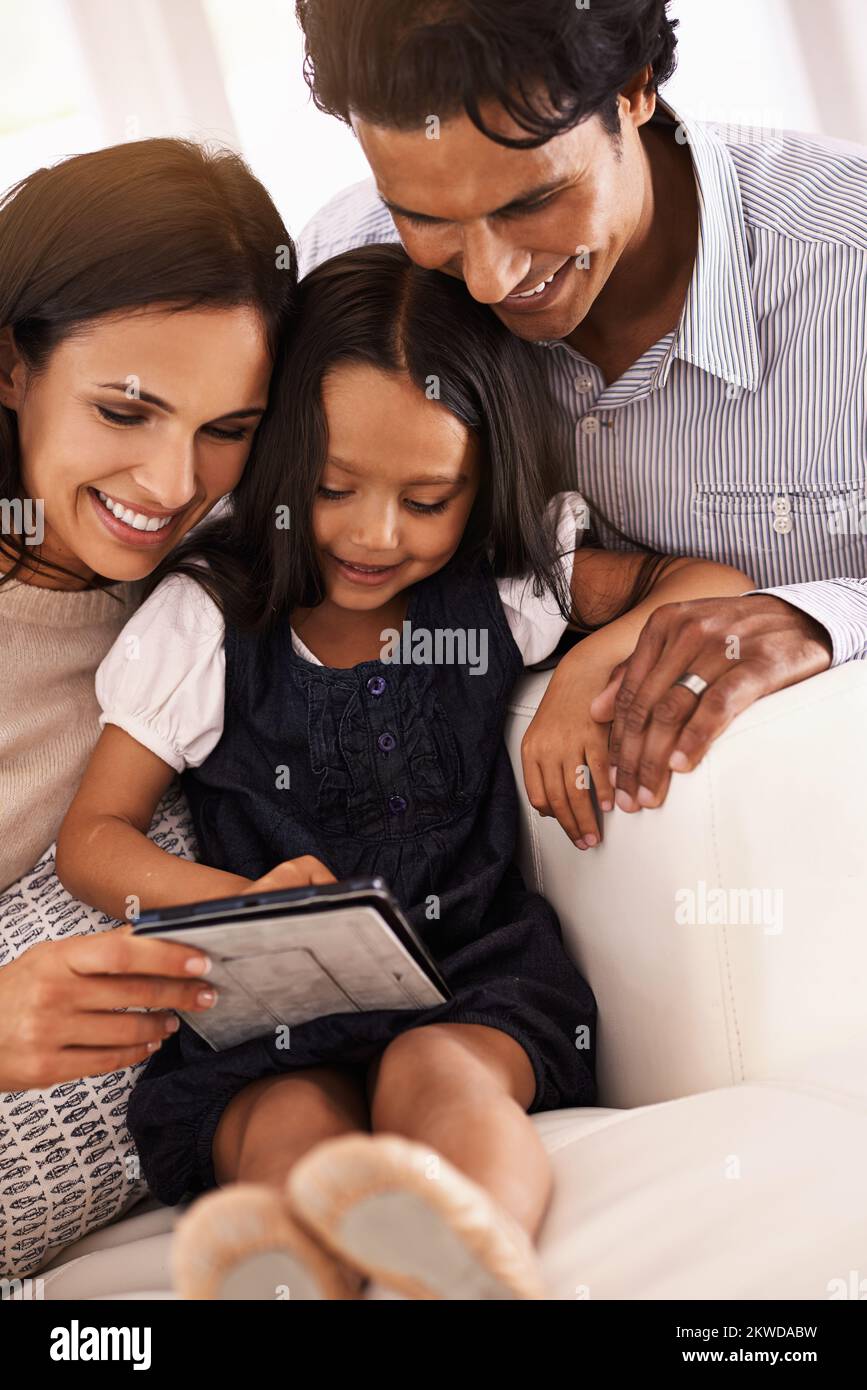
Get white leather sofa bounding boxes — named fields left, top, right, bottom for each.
left=32, top=661, right=867, bottom=1300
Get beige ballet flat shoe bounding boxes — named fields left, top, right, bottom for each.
left=172, top=1182, right=365, bottom=1300
left=286, top=1133, right=548, bottom=1301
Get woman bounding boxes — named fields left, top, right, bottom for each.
left=0, top=137, right=296, bottom=1275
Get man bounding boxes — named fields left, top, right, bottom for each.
left=295, top=0, right=867, bottom=829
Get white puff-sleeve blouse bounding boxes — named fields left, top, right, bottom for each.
left=95, top=490, right=586, bottom=773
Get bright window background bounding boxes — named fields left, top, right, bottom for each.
left=0, top=0, right=865, bottom=236
left=202, top=0, right=368, bottom=235
left=0, top=0, right=101, bottom=194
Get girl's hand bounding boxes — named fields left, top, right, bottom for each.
left=520, top=658, right=616, bottom=849
left=520, top=552, right=755, bottom=832
left=240, top=856, right=337, bottom=893
left=0, top=927, right=216, bottom=1091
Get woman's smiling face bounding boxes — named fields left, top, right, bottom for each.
left=0, top=302, right=272, bottom=586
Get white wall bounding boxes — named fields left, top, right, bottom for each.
left=0, top=0, right=864, bottom=234
left=666, top=0, right=867, bottom=144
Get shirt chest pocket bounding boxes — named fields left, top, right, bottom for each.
left=691, top=480, right=867, bottom=586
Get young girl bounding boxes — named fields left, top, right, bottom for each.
left=57, top=245, right=753, bottom=1300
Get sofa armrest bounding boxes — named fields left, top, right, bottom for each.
left=504, top=661, right=867, bottom=1108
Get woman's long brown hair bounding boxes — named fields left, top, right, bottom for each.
left=0, top=137, right=297, bottom=590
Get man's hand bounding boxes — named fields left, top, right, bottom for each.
left=589, top=595, right=833, bottom=811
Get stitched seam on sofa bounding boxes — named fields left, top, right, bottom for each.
left=506, top=699, right=541, bottom=715
left=707, top=758, right=745, bottom=1086
left=527, top=790, right=545, bottom=893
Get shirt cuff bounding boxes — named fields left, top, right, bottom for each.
left=743, top=580, right=867, bottom=666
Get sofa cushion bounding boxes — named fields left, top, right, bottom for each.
left=31, top=1044, right=867, bottom=1300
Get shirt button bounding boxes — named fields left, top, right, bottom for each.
left=388, top=794, right=407, bottom=815
left=377, top=731, right=397, bottom=753
left=367, top=675, right=386, bottom=696
left=580, top=416, right=599, bottom=435
left=773, top=495, right=792, bottom=516
left=773, top=515, right=794, bottom=534
left=574, top=374, right=594, bottom=393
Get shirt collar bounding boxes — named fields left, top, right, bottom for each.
left=656, top=97, right=762, bottom=393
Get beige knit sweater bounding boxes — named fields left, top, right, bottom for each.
left=0, top=575, right=140, bottom=891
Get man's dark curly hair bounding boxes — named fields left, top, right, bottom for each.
left=296, top=0, right=679, bottom=148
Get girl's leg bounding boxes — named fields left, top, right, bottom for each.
left=213, top=1064, right=371, bottom=1187
left=174, top=1066, right=372, bottom=1300
left=365, top=1022, right=552, bottom=1237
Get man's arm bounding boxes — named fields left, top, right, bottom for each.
left=747, top=578, right=867, bottom=665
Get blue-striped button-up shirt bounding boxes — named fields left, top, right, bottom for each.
left=298, top=101, right=867, bottom=663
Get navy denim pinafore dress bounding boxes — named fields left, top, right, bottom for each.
left=127, top=549, right=597, bottom=1203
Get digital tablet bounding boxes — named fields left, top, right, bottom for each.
left=132, top=876, right=451, bottom=1051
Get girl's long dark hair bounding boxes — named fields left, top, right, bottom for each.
left=0, top=137, right=296, bottom=590
left=155, top=243, right=668, bottom=632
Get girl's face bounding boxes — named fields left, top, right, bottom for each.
left=316, top=363, right=480, bottom=612
left=0, top=303, right=272, bottom=587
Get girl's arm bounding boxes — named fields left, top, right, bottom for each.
left=520, top=550, right=755, bottom=848
left=57, top=726, right=338, bottom=919
left=565, top=548, right=755, bottom=675
left=56, top=725, right=252, bottom=920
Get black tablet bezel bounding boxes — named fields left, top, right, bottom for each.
left=132, top=876, right=451, bottom=998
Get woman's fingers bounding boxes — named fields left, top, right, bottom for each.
left=59, top=972, right=217, bottom=1016
left=65, top=926, right=212, bottom=981
left=23, top=1044, right=165, bottom=1089
left=56, top=1008, right=183, bottom=1049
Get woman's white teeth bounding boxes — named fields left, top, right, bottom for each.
left=97, top=491, right=173, bottom=532
left=511, top=273, right=556, bottom=299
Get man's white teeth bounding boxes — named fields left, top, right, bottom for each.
left=96, top=491, right=173, bottom=532
left=511, top=272, right=556, bottom=299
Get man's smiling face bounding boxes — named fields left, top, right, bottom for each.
left=352, top=89, right=655, bottom=343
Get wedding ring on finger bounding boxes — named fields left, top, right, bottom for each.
left=672, top=671, right=709, bottom=698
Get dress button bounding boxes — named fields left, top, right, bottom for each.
left=377, top=731, right=397, bottom=753
left=580, top=416, right=599, bottom=435
left=574, top=374, right=593, bottom=393
left=388, top=794, right=407, bottom=814
left=367, top=675, right=386, bottom=696
left=773, top=515, right=793, bottom=535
